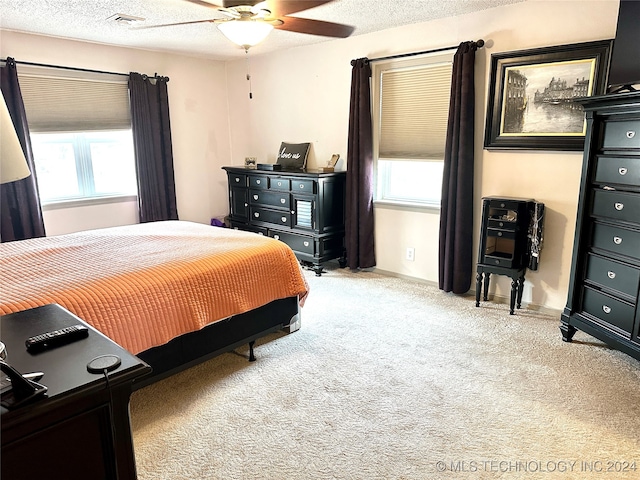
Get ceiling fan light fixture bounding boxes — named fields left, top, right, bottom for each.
left=217, top=20, right=274, bottom=49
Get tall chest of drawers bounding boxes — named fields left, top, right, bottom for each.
left=561, top=92, right=640, bottom=360
left=222, top=166, right=346, bottom=275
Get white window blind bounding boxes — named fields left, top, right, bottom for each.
left=17, top=66, right=137, bottom=206
left=19, top=72, right=131, bottom=132
left=379, top=62, right=452, bottom=159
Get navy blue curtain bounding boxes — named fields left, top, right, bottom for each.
left=0, top=58, right=46, bottom=242
left=345, top=58, right=375, bottom=270
left=129, top=72, right=178, bottom=223
left=438, top=41, right=479, bottom=293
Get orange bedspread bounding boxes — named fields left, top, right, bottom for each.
left=0, top=221, right=308, bottom=354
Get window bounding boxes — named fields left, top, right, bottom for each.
left=31, top=131, right=137, bottom=202
left=18, top=68, right=137, bottom=206
left=372, top=51, right=454, bottom=208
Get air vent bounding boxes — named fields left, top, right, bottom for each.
left=107, top=13, right=145, bottom=24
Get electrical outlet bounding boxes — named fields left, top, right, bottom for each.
left=406, top=247, right=415, bottom=262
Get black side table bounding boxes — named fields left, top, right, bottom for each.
left=475, top=196, right=536, bottom=315
left=1, top=304, right=151, bottom=480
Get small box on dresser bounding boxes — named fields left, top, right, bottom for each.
left=561, top=91, right=640, bottom=361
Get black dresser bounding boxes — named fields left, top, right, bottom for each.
left=223, top=166, right=346, bottom=275
left=561, top=92, right=640, bottom=361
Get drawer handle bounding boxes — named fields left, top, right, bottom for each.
left=613, top=236, right=623, bottom=245
left=499, top=222, right=504, bottom=227
left=602, top=305, right=611, bottom=314
left=303, top=241, right=309, bottom=247
left=299, top=184, right=305, bottom=189
left=614, top=202, right=624, bottom=211
left=273, top=235, right=280, bottom=240
left=244, top=203, right=248, bottom=207
left=253, top=195, right=259, bottom=200
left=497, top=231, right=503, bottom=237
left=235, top=178, right=240, bottom=183
left=277, top=181, right=282, bottom=187
left=626, top=131, right=636, bottom=139
left=281, top=216, right=287, bottom=223
left=256, top=179, right=261, bottom=185
left=618, top=167, right=628, bottom=176
left=254, top=212, right=260, bottom=218
left=280, top=198, right=286, bottom=204
left=607, top=271, right=616, bottom=279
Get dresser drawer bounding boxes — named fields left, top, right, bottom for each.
left=488, top=198, right=522, bottom=211
left=250, top=207, right=291, bottom=226
left=249, top=175, right=268, bottom=189
left=594, top=155, right=640, bottom=187
left=291, top=179, right=316, bottom=193
left=228, top=221, right=268, bottom=236
left=592, top=222, right=640, bottom=261
left=602, top=119, right=640, bottom=149
left=229, top=173, right=247, bottom=186
left=487, top=218, right=518, bottom=231
left=269, top=178, right=291, bottom=191
left=582, top=287, right=635, bottom=335
left=270, top=230, right=315, bottom=255
left=585, top=254, right=640, bottom=298
left=487, top=227, right=516, bottom=240
left=249, top=189, right=290, bottom=208
left=591, top=190, right=640, bottom=224
left=484, top=252, right=515, bottom=268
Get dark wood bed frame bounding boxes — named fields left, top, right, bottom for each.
left=132, top=296, right=300, bottom=389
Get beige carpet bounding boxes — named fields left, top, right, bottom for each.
left=130, top=265, right=640, bottom=479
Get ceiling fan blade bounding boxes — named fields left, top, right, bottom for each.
left=265, top=0, right=334, bottom=17
left=133, top=18, right=219, bottom=29
left=276, top=16, right=354, bottom=38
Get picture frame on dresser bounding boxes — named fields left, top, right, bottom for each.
left=484, top=40, right=613, bottom=151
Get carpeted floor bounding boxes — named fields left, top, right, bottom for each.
left=130, top=264, right=640, bottom=479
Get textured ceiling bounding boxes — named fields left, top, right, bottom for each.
left=0, top=0, right=525, bottom=60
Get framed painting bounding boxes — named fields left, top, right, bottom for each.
left=484, top=40, right=613, bottom=151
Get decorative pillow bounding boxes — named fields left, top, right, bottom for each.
left=276, top=142, right=310, bottom=170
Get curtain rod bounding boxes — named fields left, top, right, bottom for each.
left=1, top=58, right=170, bottom=82
left=354, top=39, right=485, bottom=65
left=1, top=58, right=130, bottom=77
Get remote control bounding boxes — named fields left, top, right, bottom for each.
left=25, top=325, right=89, bottom=353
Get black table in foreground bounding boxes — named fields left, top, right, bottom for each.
left=1, top=304, right=151, bottom=480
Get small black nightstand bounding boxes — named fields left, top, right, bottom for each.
left=475, top=196, right=540, bottom=315
left=1, top=304, right=151, bottom=480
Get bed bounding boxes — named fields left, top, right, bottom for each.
left=0, top=220, right=309, bottom=386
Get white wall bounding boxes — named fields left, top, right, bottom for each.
left=0, top=30, right=231, bottom=232
left=225, top=0, right=620, bottom=311
left=42, top=200, right=139, bottom=236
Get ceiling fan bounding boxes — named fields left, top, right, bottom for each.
left=139, top=0, right=355, bottom=50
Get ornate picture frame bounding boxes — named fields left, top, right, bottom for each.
left=484, top=40, right=613, bottom=151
